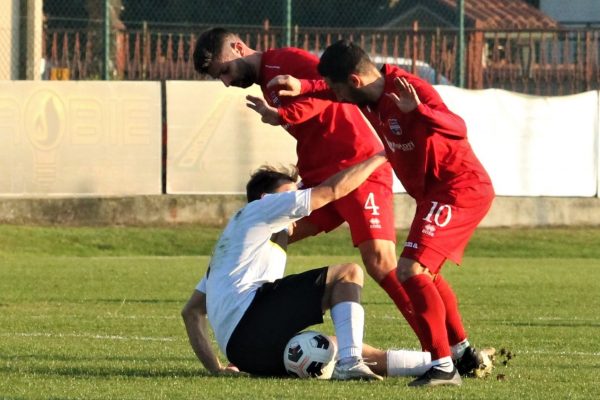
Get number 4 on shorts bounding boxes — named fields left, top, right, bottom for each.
left=364, top=192, right=380, bottom=216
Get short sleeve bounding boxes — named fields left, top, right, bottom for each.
left=196, top=276, right=207, bottom=293
left=257, top=189, right=312, bottom=231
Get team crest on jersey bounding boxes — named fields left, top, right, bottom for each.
left=388, top=119, right=402, bottom=136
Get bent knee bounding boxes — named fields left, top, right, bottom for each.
left=329, top=262, right=364, bottom=285
left=396, top=257, right=427, bottom=282
left=342, top=262, right=364, bottom=286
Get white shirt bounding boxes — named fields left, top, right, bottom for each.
left=196, top=189, right=312, bottom=353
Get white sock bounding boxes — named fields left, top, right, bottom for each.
left=386, top=350, right=432, bottom=376
left=330, top=301, right=363, bottom=361
left=431, top=356, right=454, bottom=372
left=451, top=339, right=470, bottom=360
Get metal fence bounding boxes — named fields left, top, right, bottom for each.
left=3, top=0, right=600, bottom=95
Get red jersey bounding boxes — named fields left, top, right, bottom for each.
left=301, top=64, right=494, bottom=206
left=258, top=48, right=388, bottom=186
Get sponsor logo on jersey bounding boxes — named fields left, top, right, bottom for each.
left=264, top=64, right=281, bottom=70
left=404, top=241, right=419, bottom=249
left=388, top=119, right=402, bottom=136
left=422, top=223, right=436, bottom=237
left=382, top=135, right=415, bottom=153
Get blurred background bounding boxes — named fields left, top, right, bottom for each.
left=1, top=0, right=599, bottom=95
left=1, top=1, right=600, bottom=224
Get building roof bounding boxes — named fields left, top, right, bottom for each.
left=381, top=0, right=560, bottom=29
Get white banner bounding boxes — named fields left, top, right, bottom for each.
left=0, top=81, right=162, bottom=196
left=166, top=81, right=296, bottom=194
left=436, top=87, right=599, bottom=197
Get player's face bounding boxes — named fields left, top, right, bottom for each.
left=325, top=78, right=371, bottom=106
left=208, top=44, right=256, bottom=88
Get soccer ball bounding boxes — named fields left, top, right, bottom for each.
left=283, top=330, right=337, bottom=379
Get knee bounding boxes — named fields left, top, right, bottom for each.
left=340, top=262, right=364, bottom=286
left=395, top=258, right=425, bottom=282
left=359, top=243, right=397, bottom=282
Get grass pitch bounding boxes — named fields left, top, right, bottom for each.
left=1, top=226, right=599, bottom=399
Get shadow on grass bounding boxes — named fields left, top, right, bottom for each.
left=0, top=354, right=191, bottom=363
left=1, top=364, right=291, bottom=380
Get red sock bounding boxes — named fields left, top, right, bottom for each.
left=401, top=274, right=451, bottom=360
left=379, top=270, right=423, bottom=345
left=434, top=275, right=467, bottom=346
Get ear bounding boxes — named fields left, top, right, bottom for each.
left=349, top=73, right=362, bottom=88
left=232, top=41, right=245, bottom=56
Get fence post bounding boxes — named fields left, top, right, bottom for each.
left=103, top=0, right=110, bottom=80
left=457, top=0, right=465, bottom=87
left=285, top=0, right=292, bottom=47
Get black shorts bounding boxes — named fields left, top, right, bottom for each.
left=226, top=267, right=328, bottom=376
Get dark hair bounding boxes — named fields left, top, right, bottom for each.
left=246, top=165, right=299, bottom=202
left=193, top=27, right=236, bottom=74
left=317, top=39, right=374, bottom=83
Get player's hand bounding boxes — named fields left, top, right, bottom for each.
left=214, top=363, right=244, bottom=376
left=246, top=95, right=281, bottom=126
left=385, top=77, right=421, bottom=113
left=266, top=75, right=302, bottom=97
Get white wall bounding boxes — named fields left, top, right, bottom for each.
left=0, top=81, right=162, bottom=195
left=1, top=81, right=598, bottom=198
left=166, top=81, right=296, bottom=194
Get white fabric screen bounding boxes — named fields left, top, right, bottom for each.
left=436, top=87, right=599, bottom=197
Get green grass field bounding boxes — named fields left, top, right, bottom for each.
left=1, top=225, right=599, bottom=399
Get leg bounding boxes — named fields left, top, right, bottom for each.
left=434, top=274, right=496, bottom=377
left=321, top=262, right=363, bottom=310
left=397, top=256, right=461, bottom=386
left=322, top=263, right=382, bottom=381
left=358, top=239, right=422, bottom=341
left=396, top=257, right=451, bottom=363
left=433, top=274, right=467, bottom=350
left=361, top=343, right=432, bottom=377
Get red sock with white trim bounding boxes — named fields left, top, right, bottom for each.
left=433, top=275, right=467, bottom=348
left=379, top=269, right=423, bottom=346
left=401, top=274, right=451, bottom=361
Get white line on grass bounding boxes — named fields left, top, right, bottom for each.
left=0, top=332, right=182, bottom=342
left=3, top=333, right=599, bottom=357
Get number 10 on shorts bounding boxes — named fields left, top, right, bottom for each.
left=423, top=201, right=452, bottom=227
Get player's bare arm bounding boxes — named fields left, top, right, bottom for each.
left=245, top=95, right=281, bottom=125
left=385, top=77, right=421, bottom=113
left=310, top=151, right=387, bottom=211
left=266, top=74, right=302, bottom=97
left=181, top=290, right=240, bottom=375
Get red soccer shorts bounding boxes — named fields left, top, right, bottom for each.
left=401, top=193, right=494, bottom=274
left=305, top=166, right=396, bottom=246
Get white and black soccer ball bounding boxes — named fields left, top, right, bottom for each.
left=283, top=330, right=337, bottom=379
